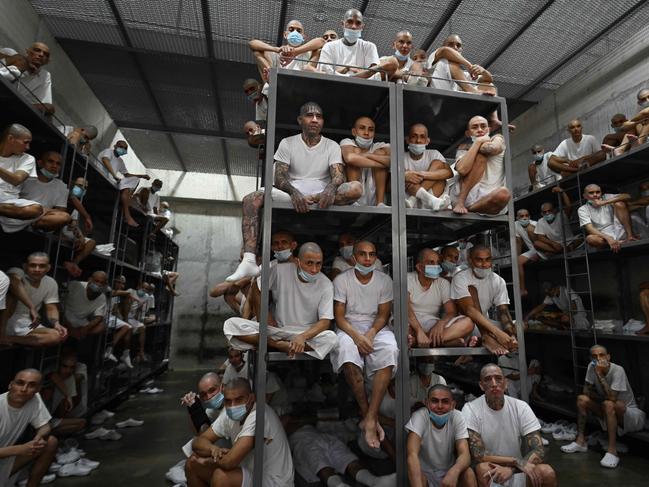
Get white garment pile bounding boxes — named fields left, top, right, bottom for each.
left=623, top=319, right=646, bottom=335
left=94, top=243, right=115, bottom=256
left=592, top=319, right=620, bottom=333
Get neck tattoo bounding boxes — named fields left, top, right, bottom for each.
left=302, top=133, right=321, bottom=147
left=486, top=395, right=504, bottom=411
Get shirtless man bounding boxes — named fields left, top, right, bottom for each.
left=226, top=102, right=361, bottom=282
left=404, top=123, right=452, bottom=210
left=224, top=242, right=338, bottom=360
left=548, top=119, right=605, bottom=176
left=407, top=248, right=474, bottom=348
left=318, top=9, right=397, bottom=79
left=330, top=241, right=398, bottom=450
left=452, top=116, right=510, bottom=215
left=561, top=345, right=646, bottom=469
left=0, top=252, right=67, bottom=348
left=463, top=364, right=556, bottom=487
left=249, top=19, right=325, bottom=76
left=450, top=245, right=518, bottom=355
left=340, top=116, right=391, bottom=206
left=577, top=184, right=637, bottom=252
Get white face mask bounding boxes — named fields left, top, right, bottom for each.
left=473, top=267, right=491, bottom=279
left=355, top=135, right=373, bottom=149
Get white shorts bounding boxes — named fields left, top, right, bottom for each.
left=289, top=426, right=358, bottom=483
left=465, top=184, right=508, bottom=215
left=223, top=317, right=337, bottom=360
left=128, top=318, right=145, bottom=331
left=5, top=315, right=45, bottom=336
left=430, top=59, right=460, bottom=91
left=357, top=167, right=377, bottom=206
left=599, top=405, right=646, bottom=436
left=108, top=315, right=131, bottom=329
left=0, top=271, right=9, bottom=310
left=0, top=197, right=41, bottom=233
left=416, top=314, right=466, bottom=333
left=422, top=468, right=448, bottom=487
left=599, top=221, right=626, bottom=241
left=330, top=325, right=399, bottom=378
left=118, top=176, right=139, bottom=191
left=471, top=318, right=503, bottom=338
left=65, top=314, right=100, bottom=328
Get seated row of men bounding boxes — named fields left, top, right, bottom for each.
left=179, top=362, right=557, bottom=487
left=226, top=101, right=510, bottom=282
left=245, top=11, right=507, bottom=129
left=0, top=253, right=156, bottom=367
left=528, top=90, right=649, bottom=189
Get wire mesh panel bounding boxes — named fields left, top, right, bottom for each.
left=120, top=128, right=185, bottom=171
left=171, top=132, right=226, bottom=173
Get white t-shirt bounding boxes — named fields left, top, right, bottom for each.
left=98, top=148, right=127, bottom=176
left=0, top=153, right=36, bottom=200
left=585, top=362, right=637, bottom=408
left=5, top=268, right=59, bottom=324
left=0, top=48, right=52, bottom=103
left=553, top=134, right=599, bottom=161
left=210, top=404, right=294, bottom=486
left=273, top=134, right=342, bottom=195
left=450, top=268, right=509, bottom=315
left=0, top=271, right=9, bottom=310
left=135, top=186, right=160, bottom=214
left=405, top=408, right=468, bottom=472
left=455, top=139, right=506, bottom=193
left=577, top=194, right=618, bottom=231
left=318, top=38, right=379, bottom=74
left=270, top=50, right=311, bottom=71
left=409, top=372, right=447, bottom=404
left=63, top=281, right=106, bottom=324
left=339, top=138, right=389, bottom=206
left=407, top=272, right=451, bottom=322
left=0, top=392, right=51, bottom=483
left=333, top=268, right=393, bottom=326
left=269, top=262, right=333, bottom=329
left=332, top=256, right=384, bottom=274
left=20, top=177, right=68, bottom=209
left=515, top=220, right=537, bottom=251
left=462, top=395, right=540, bottom=459
left=543, top=286, right=588, bottom=329
left=404, top=149, right=446, bottom=172
left=534, top=152, right=560, bottom=186
left=534, top=214, right=574, bottom=242
left=255, top=97, right=268, bottom=121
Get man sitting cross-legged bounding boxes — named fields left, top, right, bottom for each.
left=561, top=345, right=646, bottom=469
left=340, top=116, right=391, bottom=206
left=578, top=183, right=637, bottom=253
left=0, top=252, right=67, bottom=348
left=406, top=384, right=476, bottom=487
left=463, top=364, right=556, bottom=487
left=63, top=271, right=108, bottom=340
left=224, top=242, right=338, bottom=359
left=403, top=123, right=453, bottom=211
left=452, top=116, right=510, bottom=215
left=226, top=102, right=361, bottom=282
left=186, top=378, right=294, bottom=487
left=450, top=245, right=518, bottom=355
left=0, top=369, right=58, bottom=487
left=330, top=240, right=398, bottom=451
left=548, top=119, right=605, bottom=176
left=407, top=248, right=474, bottom=348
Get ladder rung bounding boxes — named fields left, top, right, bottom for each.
left=567, top=273, right=589, bottom=277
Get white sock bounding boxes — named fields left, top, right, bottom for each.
left=416, top=187, right=441, bottom=208
left=327, top=475, right=350, bottom=487
left=355, top=469, right=377, bottom=485
left=242, top=252, right=256, bottom=263
left=105, top=346, right=112, bottom=355
left=121, top=349, right=129, bottom=357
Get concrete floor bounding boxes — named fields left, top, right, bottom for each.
left=53, top=368, right=648, bottom=486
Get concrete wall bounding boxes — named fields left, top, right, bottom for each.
left=510, top=24, right=649, bottom=189
left=167, top=199, right=244, bottom=369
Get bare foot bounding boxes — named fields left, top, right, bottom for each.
left=466, top=335, right=479, bottom=347
left=63, top=261, right=82, bottom=277
left=483, top=335, right=508, bottom=356
left=626, top=235, right=639, bottom=242
left=360, top=417, right=384, bottom=449
left=454, top=355, right=473, bottom=365
left=126, top=218, right=139, bottom=228
left=452, top=203, right=469, bottom=214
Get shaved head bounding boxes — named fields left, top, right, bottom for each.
left=467, top=115, right=488, bottom=129
left=480, top=363, right=502, bottom=380
left=298, top=242, right=323, bottom=259
left=224, top=377, right=251, bottom=394
left=299, top=101, right=323, bottom=117
left=344, top=8, right=363, bottom=21
left=409, top=123, right=428, bottom=137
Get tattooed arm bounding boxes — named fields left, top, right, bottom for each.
left=468, top=429, right=518, bottom=467
left=274, top=161, right=309, bottom=213
left=319, top=163, right=346, bottom=209
left=517, top=430, right=544, bottom=468
left=497, top=304, right=517, bottom=337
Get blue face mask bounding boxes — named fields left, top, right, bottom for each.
left=203, top=392, right=224, bottom=410
left=543, top=213, right=556, bottom=223
left=424, top=264, right=442, bottom=278
left=408, top=143, right=426, bottom=156
left=226, top=404, right=248, bottom=421
left=343, top=28, right=362, bottom=43
left=298, top=265, right=318, bottom=283
left=355, top=262, right=375, bottom=275
left=88, top=282, right=103, bottom=294
left=71, top=186, right=86, bottom=198
left=340, top=245, right=354, bottom=260
left=137, top=289, right=146, bottom=297
left=428, top=410, right=450, bottom=427
left=355, top=135, right=373, bottom=149
left=274, top=249, right=292, bottom=262
left=394, top=50, right=409, bottom=61
left=534, top=154, right=544, bottom=162
left=114, top=147, right=127, bottom=157
left=441, top=261, right=456, bottom=274
left=247, top=91, right=260, bottom=102
left=518, top=218, right=530, bottom=227
left=286, top=31, right=304, bottom=47
left=40, top=168, right=58, bottom=180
